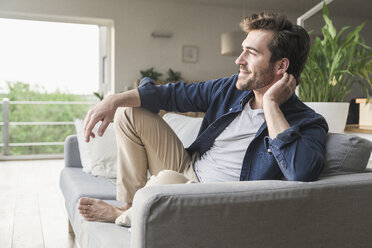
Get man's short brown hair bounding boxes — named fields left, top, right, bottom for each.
left=240, top=12, right=310, bottom=83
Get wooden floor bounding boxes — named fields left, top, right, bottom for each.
left=0, top=159, right=76, bottom=248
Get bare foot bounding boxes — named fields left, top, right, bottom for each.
left=78, top=197, right=132, bottom=222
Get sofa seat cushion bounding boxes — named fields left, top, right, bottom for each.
left=73, top=200, right=131, bottom=248
left=59, top=168, right=117, bottom=219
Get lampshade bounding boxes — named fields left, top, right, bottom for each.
left=221, top=31, right=246, bottom=56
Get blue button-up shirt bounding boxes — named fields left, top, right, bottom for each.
left=137, top=74, right=328, bottom=182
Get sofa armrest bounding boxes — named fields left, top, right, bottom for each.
left=131, top=173, right=372, bottom=248
left=64, top=135, right=82, bottom=168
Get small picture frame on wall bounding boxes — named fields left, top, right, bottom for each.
left=182, top=45, right=198, bottom=63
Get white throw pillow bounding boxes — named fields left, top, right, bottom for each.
left=74, top=119, right=117, bottom=178
left=162, top=113, right=203, bottom=148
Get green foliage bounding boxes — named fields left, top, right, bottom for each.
left=299, top=2, right=372, bottom=102
left=166, top=69, right=182, bottom=82
left=1, top=82, right=94, bottom=155
left=93, top=92, right=104, bottom=101
left=140, top=67, right=163, bottom=81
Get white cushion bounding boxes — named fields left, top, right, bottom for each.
left=162, top=113, right=203, bottom=148
left=74, top=119, right=117, bottom=178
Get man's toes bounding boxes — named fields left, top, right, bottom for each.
left=78, top=204, right=90, bottom=212
left=81, top=212, right=93, bottom=220
left=79, top=197, right=94, bottom=206
left=79, top=209, right=88, bottom=214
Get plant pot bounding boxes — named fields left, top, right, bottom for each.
left=304, top=102, right=350, bottom=133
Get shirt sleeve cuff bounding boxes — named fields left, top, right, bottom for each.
left=137, top=77, right=161, bottom=113
left=264, top=126, right=301, bottom=150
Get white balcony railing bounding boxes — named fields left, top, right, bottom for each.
left=0, top=98, right=96, bottom=159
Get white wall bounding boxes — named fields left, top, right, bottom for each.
left=115, top=1, right=244, bottom=91
left=0, top=0, right=371, bottom=94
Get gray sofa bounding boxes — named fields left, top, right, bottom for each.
left=60, top=113, right=372, bottom=248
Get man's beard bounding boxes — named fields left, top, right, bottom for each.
left=236, top=64, right=275, bottom=91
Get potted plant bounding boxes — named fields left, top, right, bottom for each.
left=299, top=3, right=372, bottom=133
left=134, top=68, right=184, bottom=87
left=139, top=67, right=163, bottom=81
left=134, top=67, right=165, bottom=87
left=166, top=69, right=182, bottom=83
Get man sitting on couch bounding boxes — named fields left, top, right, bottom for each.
left=77, top=11, right=328, bottom=224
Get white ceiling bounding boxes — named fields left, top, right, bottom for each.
left=162, top=0, right=372, bottom=19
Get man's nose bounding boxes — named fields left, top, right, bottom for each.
left=235, top=52, right=246, bottom=66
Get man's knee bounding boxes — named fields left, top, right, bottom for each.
left=114, top=107, right=156, bottom=126
left=114, top=107, right=131, bottom=126
left=114, top=107, right=138, bottom=132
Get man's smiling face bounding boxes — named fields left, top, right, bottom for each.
left=235, top=30, right=276, bottom=91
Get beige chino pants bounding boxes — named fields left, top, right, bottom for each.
left=114, top=107, right=199, bottom=203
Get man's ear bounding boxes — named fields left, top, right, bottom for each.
left=275, top=58, right=289, bottom=75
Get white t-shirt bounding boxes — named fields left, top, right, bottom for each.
left=194, top=101, right=265, bottom=183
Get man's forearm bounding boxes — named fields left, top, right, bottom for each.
left=260, top=73, right=296, bottom=139
left=111, top=89, right=141, bottom=108
left=263, top=99, right=290, bottom=139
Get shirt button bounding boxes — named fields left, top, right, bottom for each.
left=229, top=108, right=232, bottom=111
left=267, top=148, right=272, bottom=154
